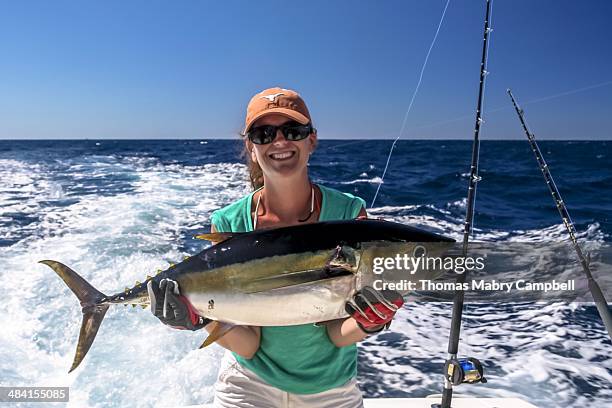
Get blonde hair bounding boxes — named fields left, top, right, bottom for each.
left=241, top=141, right=264, bottom=190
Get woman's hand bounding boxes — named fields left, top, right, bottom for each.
left=326, top=287, right=404, bottom=347
left=345, top=286, right=404, bottom=334
left=147, top=279, right=209, bottom=331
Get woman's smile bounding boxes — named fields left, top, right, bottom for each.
left=268, top=150, right=296, bottom=161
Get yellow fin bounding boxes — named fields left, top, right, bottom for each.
left=146, top=275, right=152, bottom=281
left=156, top=269, right=162, bottom=275
left=194, top=232, right=235, bottom=243
left=135, top=280, right=141, bottom=286
left=199, top=322, right=236, bottom=349
left=124, top=287, right=130, bottom=294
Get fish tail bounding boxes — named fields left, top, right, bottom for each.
left=39, top=260, right=109, bottom=373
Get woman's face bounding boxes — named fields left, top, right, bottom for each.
left=246, top=114, right=316, bottom=180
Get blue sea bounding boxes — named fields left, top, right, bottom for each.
left=1, top=139, right=610, bottom=407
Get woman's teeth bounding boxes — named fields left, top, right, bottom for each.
left=270, top=152, right=295, bottom=160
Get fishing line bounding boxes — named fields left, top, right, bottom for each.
left=407, top=79, right=612, bottom=131
left=520, top=79, right=612, bottom=105
left=370, top=0, right=451, bottom=208
left=322, top=80, right=612, bottom=153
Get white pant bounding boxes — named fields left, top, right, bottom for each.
left=213, top=352, right=364, bottom=408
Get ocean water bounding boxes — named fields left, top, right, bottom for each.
left=0, top=139, right=610, bottom=407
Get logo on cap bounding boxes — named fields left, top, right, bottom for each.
left=260, top=93, right=285, bottom=102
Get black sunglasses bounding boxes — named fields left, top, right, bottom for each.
left=246, top=121, right=315, bottom=145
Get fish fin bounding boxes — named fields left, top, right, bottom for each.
left=199, top=321, right=236, bottom=349
left=313, top=319, right=339, bottom=327
left=194, top=232, right=238, bottom=242
left=38, top=260, right=109, bottom=373
left=242, top=267, right=354, bottom=294
left=326, top=245, right=358, bottom=272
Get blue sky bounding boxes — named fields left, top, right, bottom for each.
left=1, top=0, right=611, bottom=140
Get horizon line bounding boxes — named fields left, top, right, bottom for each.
left=1, top=137, right=610, bottom=142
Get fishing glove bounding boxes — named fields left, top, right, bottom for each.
left=346, top=286, right=404, bottom=334
left=147, top=279, right=209, bottom=331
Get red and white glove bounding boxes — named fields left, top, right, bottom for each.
left=346, top=286, right=404, bottom=334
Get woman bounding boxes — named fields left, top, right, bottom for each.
left=149, top=87, right=403, bottom=407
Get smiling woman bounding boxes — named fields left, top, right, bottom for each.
left=145, top=87, right=405, bottom=407
left=241, top=87, right=317, bottom=193
left=241, top=88, right=321, bottom=229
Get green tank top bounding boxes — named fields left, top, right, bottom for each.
left=210, top=184, right=366, bottom=394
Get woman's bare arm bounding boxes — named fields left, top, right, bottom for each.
left=204, top=323, right=261, bottom=359
left=357, top=206, right=368, bottom=218
left=325, top=317, right=378, bottom=347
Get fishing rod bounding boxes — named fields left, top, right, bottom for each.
left=507, top=89, right=612, bottom=340
left=436, top=1, right=492, bottom=407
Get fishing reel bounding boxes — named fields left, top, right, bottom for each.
left=430, top=358, right=487, bottom=408
left=444, top=357, right=486, bottom=385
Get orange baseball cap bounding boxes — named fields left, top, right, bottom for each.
left=244, top=87, right=312, bottom=134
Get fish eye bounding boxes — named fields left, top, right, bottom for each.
left=413, top=245, right=426, bottom=258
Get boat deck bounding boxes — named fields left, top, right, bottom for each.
left=186, top=397, right=538, bottom=408
left=364, top=397, right=537, bottom=407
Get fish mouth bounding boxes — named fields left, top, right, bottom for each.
left=268, top=151, right=296, bottom=161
